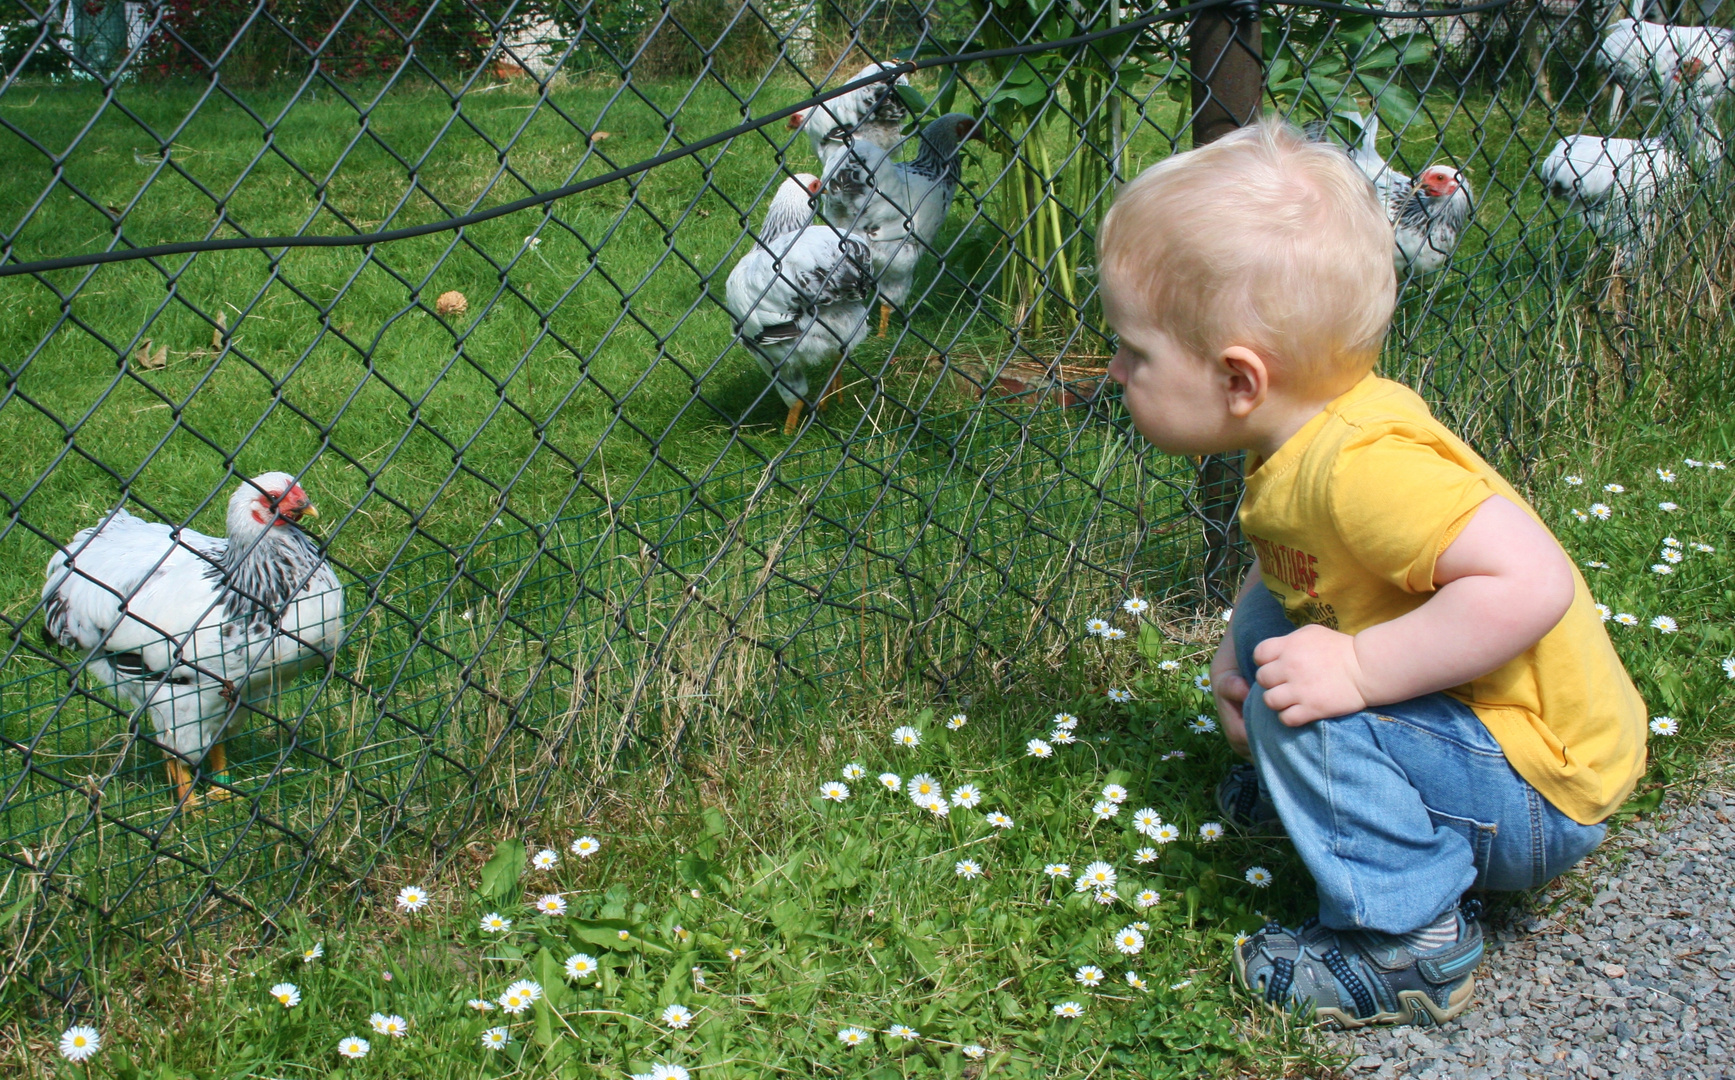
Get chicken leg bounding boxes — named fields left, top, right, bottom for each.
left=819, top=371, right=843, bottom=412
left=204, top=741, right=235, bottom=802
left=877, top=303, right=891, bottom=337
left=165, top=758, right=201, bottom=808
left=783, top=400, right=804, bottom=436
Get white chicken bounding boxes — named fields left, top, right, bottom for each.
left=724, top=174, right=874, bottom=434
left=1312, top=111, right=1473, bottom=278
left=1599, top=17, right=1733, bottom=125
left=821, top=112, right=978, bottom=335
left=786, top=61, right=912, bottom=170
left=42, top=473, right=343, bottom=806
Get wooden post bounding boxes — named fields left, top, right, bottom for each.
left=1189, top=3, right=1262, bottom=607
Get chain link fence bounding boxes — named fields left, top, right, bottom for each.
left=1, top=0, right=1731, bottom=1002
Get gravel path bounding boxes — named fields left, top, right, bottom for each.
left=1336, top=767, right=1735, bottom=1079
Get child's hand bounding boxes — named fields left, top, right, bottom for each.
left=1252, top=624, right=1369, bottom=725
left=1209, top=636, right=1252, bottom=760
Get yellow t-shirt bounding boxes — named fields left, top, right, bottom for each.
left=1239, top=374, right=1647, bottom=825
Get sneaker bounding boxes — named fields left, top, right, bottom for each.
left=1215, top=763, right=1284, bottom=832
left=1233, top=912, right=1483, bottom=1028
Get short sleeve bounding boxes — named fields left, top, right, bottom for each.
left=1326, top=425, right=1498, bottom=594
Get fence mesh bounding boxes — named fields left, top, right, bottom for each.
left=2, top=0, right=1731, bottom=1002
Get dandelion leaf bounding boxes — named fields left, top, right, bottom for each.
left=479, top=838, right=527, bottom=901
left=537, top=947, right=573, bottom=1007
left=1137, top=622, right=1165, bottom=660
left=1613, top=786, right=1664, bottom=817
left=901, top=932, right=943, bottom=983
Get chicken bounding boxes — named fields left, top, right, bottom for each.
left=821, top=112, right=978, bottom=335
left=724, top=174, right=874, bottom=434
left=1599, top=18, right=1733, bottom=124
left=42, top=473, right=343, bottom=806
left=786, top=61, right=911, bottom=170
left=1310, top=111, right=1473, bottom=278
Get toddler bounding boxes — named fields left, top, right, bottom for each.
left=1097, top=122, right=1647, bottom=1028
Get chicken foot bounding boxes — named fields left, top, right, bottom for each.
left=783, top=400, right=804, bottom=436
left=164, top=758, right=202, bottom=809
left=204, top=741, right=236, bottom=802
left=819, top=371, right=843, bottom=412
left=877, top=303, right=891, bottom=337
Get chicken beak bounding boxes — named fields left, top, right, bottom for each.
left=786, top=111, right=806, bottom=131
left=301, top=503, right=320, bottom=521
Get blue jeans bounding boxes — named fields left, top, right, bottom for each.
left=1234, top=582, right=1606, bottom=935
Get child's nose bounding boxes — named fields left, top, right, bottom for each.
left=1107, top=353, right=1128, bottom=385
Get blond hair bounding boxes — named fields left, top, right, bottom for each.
left=1098, top=121, right=1395, bottom=393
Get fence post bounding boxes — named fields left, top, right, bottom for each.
left=1189, top=1, right=1263, bottom=607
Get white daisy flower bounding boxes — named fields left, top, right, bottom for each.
left=1114, top=927, right=1146, bottom=955
left=878, top=772, right=902, bottom=792
left=1053, top=712, right=1079, bottom=729
left=887, top=1024, right=920, bottom=1040
left=570, top=835, right=601, bottom=858
left=1152, top=823, right=1181, bottom=844
left=1076, top=862, right=1117, bottom=892
left=1158, top=660, right=1181, bottom=672
left=1244, top=866, right=1273, bottom=887
left=467, top=998, right=496, bottom=1011
left=1189, top=715, right=1218, bottom=734
left=955, top=859, right=983, bottom=879
left=1653, top=564, right=1674, bottom=575
left=1690, top=542, right=1715, bottom=553
left=838, top=1027, right=870, bottom=1047
left=1594, top=603, right=1612, bottom=621
left=1134, top=846, right=1158, bottom=864
left=1102, top=783, right=1129, bottom=803
left=1584, top=560, right=1608, bottom=569
left=1660, top=502, right=1680, bottom=512
left=301, top=943, right=324, bottom=963
left=985, top=810, right=1014, bottom=829
left=1614, top=612, right=1639, bottom=626
left=819, top=781, right=850, bottom=802
left=480, top=912, right=511, bottom=934
left=1135, top=889, right=1161, bottom=908
left=395, top=885, right=430, bottom=913
left=1124, top=597, right=1150, bottom=615
left=1026, top=739, right=1053, bottom=758
left=1234, top=932, right=1251, bottom=949
left=661, top=1004, right=694, bottom=1029
left=1092, top=800, right=1120, bottom=821
left=532, top=848, right=559, bottom=871
left=963, top=1044, right=987, bottom=1060
left=1126, top=971, right=1149, bottom=991
left=947, top=713, right=968, bottom=729
left=1193, top=673, right=1212, bottom=692
left=1686, top=458, right=1703, bottom=467
left=1160, top=750, right=1186, bottom=761
left=1663, top=536, right=1682, bottom=548
left=1103, top=626, right=1128, bottom=641
left=1053, top=1001, right=1085, bottom=1018
left=1590, top=503, right=1612, bottom=520
left=1650, top=716, right=1680, bottom=736
left=480, top=1027, right=511, bottom=1051
left=535, top=894, right=567, bottom=916
left=369, top=1013, right=408, bottom=1038
left=336, top=1036, right=370, bottom=1059
left=842, top=762, right=866, bottom=779
left=1170, top=980, right=1193, bottom=990
left=1075, top=965, right=1105, bottom=986
left=1094, top=887, right=1120, bottom=905
left=1050, top=729, right=1077, bottom=744
left=1564, top=475, right=1584, bottom=485
left=499, top=980, right=542, bottom=1014
left=892, top=725, right=921, bottom=748
left=1605, top=483, right=1625, bottom=493
left=1107, top=688, right=1133, bottom=702
left=270, top=982, right=300, bottom=1008
left=1085, top=617, right=1111, bottom=636
left=727, top=947, right=748, bottom=961
left=58, top=1026, right=100, bottom=1063
left=1198, top=822, right=1225, bottom=841
left=1662, top=550, right=1683, bottom=564
left=916, top=794, right=950, bottom=817
left=648, top=1065, right=689, bottom=1080
left=950, top=784, right=983, bottom=808
left=907, top=773, right=941, bottom=800
left=1651, top=616, right=1679, bottom=633
left=1711, top=461, right=1727, bottom=470
left=564, top=953, right=599, bottom=980
left=1044, top=863, right=1071, bottom=878
left=1658, top=468, right=1676, bottom=482
left=1132, top=808, right=1163, bottom=836
left=1723, top=657, right=1735, bottom=679
left=1571, top=509, right=1589, bottom=522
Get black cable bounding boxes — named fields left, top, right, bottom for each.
left=0, top=0, right=1517, bottom=280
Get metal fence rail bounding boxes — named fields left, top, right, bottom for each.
left=1, top=0, right=1731, bottom=1001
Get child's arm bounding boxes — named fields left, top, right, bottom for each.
left=1209, top=554, right=1264, bottom=760
left=1251, top=495, right=1576, bottom=725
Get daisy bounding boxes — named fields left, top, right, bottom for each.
left=480, top=912, right=511, bottom=934
left=1044, top=863, right=1071, bottom=878
left=887, top=1024, right=920, bottom=1040
left=1160, top=749, right=1186, bottom=761
left=1152, top=823, right=1181, bottom=844
left=1092, top=800, right=1120, bottom=821
left=1126, top=972, right=1149, bottom=991
left=1053, top=1001, right=1085, bottom=1018
left=1132, top=808, right=1163, bottom=836
left=570, top=835, right=602, bottom=858
left=1690, top=542, right=1715, bottom=553
left=1102, top=783, right=1128, bottom=803
left=1077, top=862, right=1117, bottom=892
left=947, top=713, right=968, bottom=729
left=1075, top=965, right=1105, bottom=987
left=1124, top=597, right=1151, bottom=615
left=1103, top=627, right=1128, bottom=641
left=838, top=1027, right=870, bottom=1047
left=301, top=942, right=324, bottom=963
left=963, top=1044, right=988, bottom=1060
left=648, top=1066, right=689, bottom=1080
left=1686, top=458, right=1703, bottom=467
left=1590, top=503, right=1612, bottom=520
left=1094, top=888, right=1119, bottom=905
left=1723, top=658, right=1735, bottom=679
left=1663, top=536, right=1682, bottom=548
left=1053, top=713, right=1079, bottom=729
left=1585, top=560, right=1608, bottom=569
left=480, top=1027, right=511, bottom=1051
left=1564, top=475, right=1584, bottom=485
left=1050, top=729, right=1077, bottom=744
left=907, top=774, right=941, bottom=800
left=532, top=848, right=559, bottom=871
left=1170, top=980, right=1193, bottom=990
left=1189, top=715, right=1218, bottom=734
left=1650, top=716, right=1680, bottom=736
left=58, top=1026, right=100, bottom=1063
left=1107, top=688, right=1133, bottom=703
left=1614, top=612, right=1639, bottom=626
left=499, top=980, right=542, bottom=1014
left=1660, top=502, right=1680, bottom=512
left=727, top=947, right=748, bottom=961
left=1244, top=866, right=1273, bottom=888
left=918, top=795, right=950, bottom=818
left=1134, top=846, right=1158, bottom=864
left=1158, top=660, right=1181, bottom=672
left=985, top=810, right=1014, bottom=829
left=1658, top=468, right=1676, bottom=482
left=878, top=772, right=901, bottom=792
left=1651, top=616, right=1679, bottom=633
left=892, top=725, right=921, bottom=748
left=1570, top=509, right=1589, bottom=522
left=951, top=784, right=983, bottom=808
left=1653, top=564, right=1674, bottom=575
left=842, top=762, right=866, bottom=779
left=1136, top=889, right=1161, bottom=908
left=468, top=998, right=496, bottom=1011
left=1234, top=931, right=1251, bottom=949
left=1711, top=461, right=1727, bottom=470
left=270, top=982, right=300, bottom=1008
left=1198, top=822, right=1225, bottom=841
left=1605, top=483, right=1625, bottom=493
left=955, top=859, right=983, bottom=879
left=395, top=885, right=430, bottom=913
left=535, top=894, right=567, bottom=916
left=1026, top=739, right=1053, bottom=758
left=336, top=1037, right=370, bottom=1059
left=565, top=953, right=599, bottom=979
left=820, top=781, right=850, bottom=802
left=1193, top=673, right=1212, bottom=693
left=1595, top=603, right=1612, bottom=621
left=661, top=1003, right=694, bottom=1029
left=1662, top=550, right=1683, bottom=564
left=1085, top=618, right=1111, bottom=636
left=369, top=1014, right=408, bottom=1038
left=1114, top=927, right=1146, bottom=955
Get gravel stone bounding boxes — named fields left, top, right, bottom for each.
left=1337, top=776, right=1735, bottom=1079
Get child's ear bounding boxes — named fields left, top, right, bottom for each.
left=1220, top=346, right=1269, bottom=418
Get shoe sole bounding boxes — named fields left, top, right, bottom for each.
left=1234, top=943, right=1476, bottom=1029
